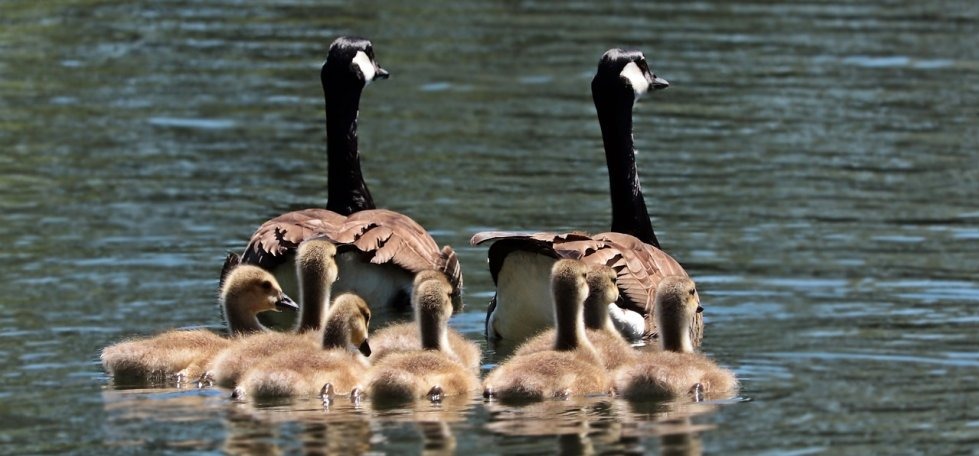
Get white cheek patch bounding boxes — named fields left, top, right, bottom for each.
left=620, top=61, right=650, bottom=101
left=351, top=50, right=376, bottom=84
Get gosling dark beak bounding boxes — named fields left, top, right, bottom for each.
left=696, top=305, right=704, bottom=314
left=275, top=294, right=299, bottom=312
left=651, top=75, right=669, bottom=91
left=358, top=340, right=372, bottom=357
left=374, top=67, right=390, bottom=80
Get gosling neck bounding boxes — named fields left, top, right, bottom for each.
left=417, top=305, right=452, bottom=355
left=593, top=83, right=659, bottom=248
left=321, top=311, right=352, bottom=351
left=323, top=73, right=374, bottom=215
left=296, top=263, right=333, bottom=334
left=583, top=293, right=618, bottom=334
left=658, top=315, right=694, bottom=353
left=553, top=287, right=591, bottom=352
left=222, top=295, right=267, bottom=336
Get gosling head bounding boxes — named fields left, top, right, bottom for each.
left=412, top=270, right=455, bottom=351
left=329, top=293, right=372, bottom=356
left=296, top=238, right=340, bottom=285
left=551, top=259, right=591, bottom=315
left=584, top=264, right=619, bottom=330
left=322, top=36, right=390, bottom=89
left=412, top=270, right=454, bottom=323
left=653, top=276, right=702, bottom=353
left=220, top=265, right=298, bottom=329
left=593, top=48, right=669, bottom=104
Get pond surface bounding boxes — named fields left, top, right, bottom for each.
left=1, top=0, right=978, bottom=454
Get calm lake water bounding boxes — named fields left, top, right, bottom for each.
left=2, top=0, right=977, bottom=454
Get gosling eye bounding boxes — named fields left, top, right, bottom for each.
left=261, top=281, right=273, bottom=291
left=689, top=288, right=696, bottom=296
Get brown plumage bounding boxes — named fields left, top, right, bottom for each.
left=613, top=276, right=738, bottom=401
left=482, top=260, right=612, bottom=402
left=513, top=264, right=637, bottom=371
left=364, top=271, right=479, bottom=403
left=233, top=293, right=372, bottom=399
left=100, top=265, right=296, bottom=383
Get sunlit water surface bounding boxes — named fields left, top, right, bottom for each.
left=1, top=0, right=977, bottom=454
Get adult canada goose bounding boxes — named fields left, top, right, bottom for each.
left=482, top=260, right=612, bottom=402
left=613, top=276, right=737, bottom=401
left=366, top=270, right=480, bottom=372
left=364, top=270, right=479, bottom=404
left=472, top=49, right=700, bottom=344
left=513, top=264, right=637, bottom=371
left=100, top=265, right=296, bottom=383
left=204, top=238, right=347, bottom=388
left=227, top=36, right=463, bottom=328
left=232, top=293, right=372, bottom=400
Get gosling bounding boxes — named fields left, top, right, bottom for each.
left=482, top=259, right=612, bottom=402
left=513, top=264, right=637, bottom=371
left=100, top=265, right=296, bottom=383
left=367, top=271, right=480, bottom=372
left=613, top=276, right=738, bottom=401
left=233, top=293, right=372, bottom=400
left=364, top=270, right=479, bottom=404
left=204, top=239, right=339, bottom=388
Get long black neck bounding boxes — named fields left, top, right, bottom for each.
left=594, top=85, right=660, bottom=248
left=323, top=74, right=375, bottom=215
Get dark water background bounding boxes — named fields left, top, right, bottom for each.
left=1, top=0, right=977, bottom=454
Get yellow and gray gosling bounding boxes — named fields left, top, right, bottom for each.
left=613, top=276, right=738, bottom=400
left=364, top=271, right=479, bottom=404
left=513, top=264, right=637, bottom=371
left=367, top=270, right=480, bottom=372
left=100, top=265, right=296, bottom=383
left=233, top=293, right=372, bottom=400
left=482, top=259, right=612, bottom=402
left=203, top=239, right=339, bottom=388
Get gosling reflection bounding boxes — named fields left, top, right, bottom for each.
left=222, top=399, right=373, bottom=455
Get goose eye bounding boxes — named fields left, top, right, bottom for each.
left=261, top=281, right=273, bottom=291
left=689, top=288, right=696, bottom=296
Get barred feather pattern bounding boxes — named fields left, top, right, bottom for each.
left=470, top=230, right=701, bottom=345
left=236, top=208, right=463, bottom=307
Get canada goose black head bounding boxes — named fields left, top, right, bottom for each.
left=592, top=49, right=669, bottom=105
left=321, top=36, right=390, bottom=89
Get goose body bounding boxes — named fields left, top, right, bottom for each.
left=613, top=276, right=738, bottom=400
left=100, top=265, right=297, bottom=383
left=229, top=37, right=462, bottom=329
left=233, top=293, right=372, bottom=399
left=483, top=260, right=612, bottom=402
left=472, top=49, right=699, bottom=345
left=364, top=271, right=479, bottom=403
left=513, top=265, right=637, bottom=371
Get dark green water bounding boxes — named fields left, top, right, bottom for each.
left=1, top=1, right=977, bottom=454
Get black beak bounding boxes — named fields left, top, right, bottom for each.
left=651, top=75, right=669, bottom=91
left=358, top=339, right=372, bottom=357
left=275, top=294, right=299, bottom=312
left=374, top=67, right=390, bottom=80
left=696, top=305, right=704, bottom=314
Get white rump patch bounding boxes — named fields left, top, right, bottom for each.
left=607, top=303, right=645, bottom=341
left=620, top=61, right=650, bottom=101
left=352, top=51, right=377, bottom=84
left=490, top=251, right=558, bottom=341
